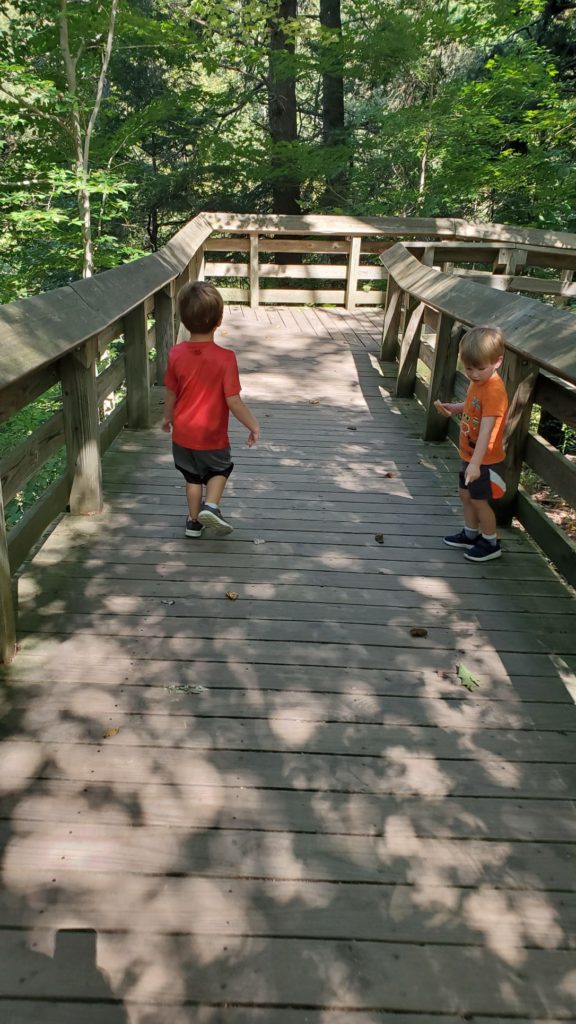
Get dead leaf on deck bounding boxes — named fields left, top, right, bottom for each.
left=103, top=728, right=120, bottom=738
left=458, top=663, right=481, bottom=691
left=384, top=471, right=397, bottom=479
left=347, top=426, right=357, bottom=431
left=226, top=591, right=239, bottom=601
left=374, top=533, right=384, bottom=544
left=410, top=627, right=428, bottom=638
left=161, top=599, right=175, bottom=606
left=308, top=399, right=320, bottom=405
left=253, top=538, right=266, bottom=545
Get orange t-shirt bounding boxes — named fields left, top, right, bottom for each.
left=459, top=373, right=508, bottom=464
left=164, top=341, right=241, bottom=450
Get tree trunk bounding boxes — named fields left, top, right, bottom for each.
left=320, top=0, right=348, bottom=209
left=267, top=0, right=300, bottom=215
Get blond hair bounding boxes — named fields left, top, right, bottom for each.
left=459, top=325, right=505, bottom=367
left=177, top=281, right=223, bottom=334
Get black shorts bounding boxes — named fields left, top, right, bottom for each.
left=173, top=443, right=234, bottom=485
left=459, top=461, right=507, bottom=501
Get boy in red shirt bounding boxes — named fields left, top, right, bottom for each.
left=434, top=325, right=508, bottom=562
left=162, top=282, right=260, bottom=537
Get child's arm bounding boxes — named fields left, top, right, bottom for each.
left=434, top=399, right=465, bottom=417
left=162, top=388, right=176, bottom=433
left=227, top=394, right=260, bottom=447
left=464, top=416, right=496, bottom=484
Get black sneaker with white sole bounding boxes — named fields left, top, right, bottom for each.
left=185, top=519, right=204, bottom=538
left=465, top=537, right=502, bottom=562
left=198, top=504, right=233, bottom=535
left=443, top=529, right=478, bottom=549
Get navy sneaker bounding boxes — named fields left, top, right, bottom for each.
left=185, top=518, right=204, bottom=538
left=443, top=529, right=478, bottom=549
left=465, top=537, right=502, bottom=562
left=198, top=503, right=233, bottom=535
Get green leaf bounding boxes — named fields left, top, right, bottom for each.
left=458, top=663, right=481, bottom=691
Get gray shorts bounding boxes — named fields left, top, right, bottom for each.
left=172, top=443, right=234, bottom=485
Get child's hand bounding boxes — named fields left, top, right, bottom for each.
left=161, top=419, right=172, bottom=433
left=465, top=462, right=481, bottom=485
left=247, top=428, right=260, bottom=447
left=434, top=400, right=457, bottom=417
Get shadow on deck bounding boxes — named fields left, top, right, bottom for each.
left=1, top=305, right=576, bottom=1023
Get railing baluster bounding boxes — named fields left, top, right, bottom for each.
left=345, top=236, right=361, bottom=311
left=124, top=302, right=151, bottom=429
left=60, top=337, right=103, bottom=515
left=154, top=283, right=175, bottom=384
left=498, top=351, right=540, bottom=521
left=396, top=302, right=425, bottom=397
left=0, top=479, right=16, bottom=664
left=249, top=234, right=260, bottom=309
left=424, top=314, right=463, bottom=441
left=380, top=280, right=403, bottom=361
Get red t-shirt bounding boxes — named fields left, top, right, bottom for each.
left=164, top=341, right=241, bottom=450
left=459, top=373, right=508, bottom=464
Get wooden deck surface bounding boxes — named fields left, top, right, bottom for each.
left=1, top=305, right=576, bottom=1023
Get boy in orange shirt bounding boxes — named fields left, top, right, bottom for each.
left=434, top=325, right=508, bottom=562
left=162, top=282, right=260, bottom=537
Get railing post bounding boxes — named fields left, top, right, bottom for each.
left=396, top=301, right=425, bottom=398
left=497, top=350, right=540, bottom=522
left=380, top=279, right=403, bottom=361
left=249, top=234, right=260, bottom=309
left=345, top=235, right=362, bottom=311
left=154, top=283, right=175, bottom=385
left=0, top=479, right=16, bottom=665
left=424, top=314, right=463, bottom=441
left=190, top=245, right=206, bottom=282
left=60, top=338, right=103, bottom=515
left=124, top=302, right=151, bottom=429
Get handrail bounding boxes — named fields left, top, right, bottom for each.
left=1, top=212, right=576, bottom=662
left=380, top=242, right=576, bottom=586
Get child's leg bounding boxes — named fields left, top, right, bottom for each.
left=205, top=474, right=228, bottom=508
left=460, top=487, right=480, bottom=532
left=186, top=482, right=202, bottom=521
left=470, top=498, right=497, bottom=537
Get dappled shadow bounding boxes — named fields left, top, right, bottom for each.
left=1, top=305, right=576, bottom=1020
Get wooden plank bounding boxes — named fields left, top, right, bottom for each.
left=0, top=364, right=59, bottom=426
left=96, top=354, right=125, bottom=403
left=0, top=411, right=64, bottom=505
left=2, top=738, right=576, bottom=799
left=524, top=433, right=576, bottom=507
left=7, top=476, right=68, bottom=573
left=1, top=871, right=575, bottom=946
left=60, top=339, right=103, bottom=515
left=205, top=262, right=387, bottom=280
left=534, top=372, right=576, bottom=429
left=99, top=399, right=127, bottom=456
left=516, top=488, right=576, bottom=588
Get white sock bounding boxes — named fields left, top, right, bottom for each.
left=482, top=533, right=497, bottom=545
left=464, top=526, right=478, bottom=539
left=205, top=502, right=218, bottom=509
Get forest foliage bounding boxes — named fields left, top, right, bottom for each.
left=1, top=0, right=575, bottom=302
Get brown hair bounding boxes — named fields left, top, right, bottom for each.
left=177, top=281, right=224, bottom=334
left=459, top=325, right=506, bottom=367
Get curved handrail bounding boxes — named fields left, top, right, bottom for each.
left=380, top=242, right=576, bottom=386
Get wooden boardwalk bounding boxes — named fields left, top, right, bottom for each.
left=1, top=305, right=576, bottom=1023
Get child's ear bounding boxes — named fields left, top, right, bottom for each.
left=495, top=355, right=504, bottom=369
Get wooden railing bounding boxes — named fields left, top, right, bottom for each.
left=1, top=211, right=576, bottom=662
left=380, top=242, right=576, bottom=586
